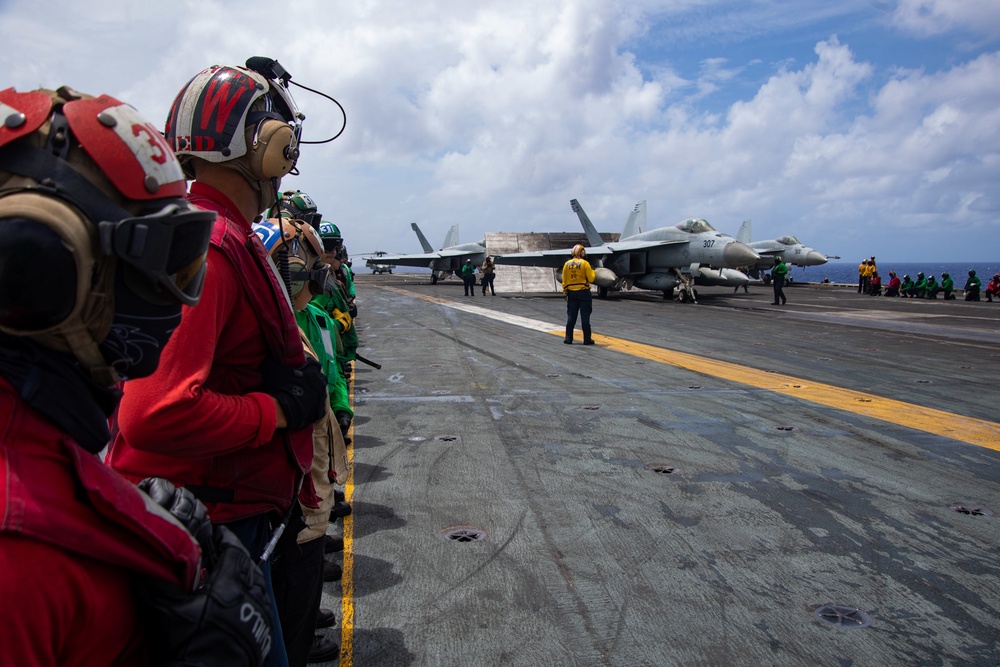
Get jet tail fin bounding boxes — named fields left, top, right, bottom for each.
left=442, top=224, right=459, bottom=249
left=411, top=223, right=434, bottom=252
left=570, top=199, right=604, bottom=247
left=621, top=200, right=645, bottom=238
left=737, top=220, right=752, bottom=244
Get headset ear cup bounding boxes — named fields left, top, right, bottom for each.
left=250, top=120, right=295, bottom=180
left=287, top=257, right=306, bottom=293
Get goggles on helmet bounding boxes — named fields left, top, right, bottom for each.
left=322, top=235, right=343, bottom=253
left=98, top=203, right=215, bottom=306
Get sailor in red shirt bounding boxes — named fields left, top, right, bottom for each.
left=106, top=59, right=328, bottom=667
left=0, top=87, right=271, bottom=666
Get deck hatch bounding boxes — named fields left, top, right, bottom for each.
left=813, top=604, right=873, bottom=629
left=442, top=527, right=487, bottom=542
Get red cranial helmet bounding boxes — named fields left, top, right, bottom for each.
left=0, top=86, right=215, bottom=383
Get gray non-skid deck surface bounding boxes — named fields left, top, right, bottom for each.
left=323, top=277, right=1000, bottom=666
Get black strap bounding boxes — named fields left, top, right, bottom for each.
left=0, top=336, right=118, bottom=453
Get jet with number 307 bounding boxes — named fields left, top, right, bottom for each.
left=365, top=223, right=486, bottom=283
left=494, top=199, right=760, bottom=303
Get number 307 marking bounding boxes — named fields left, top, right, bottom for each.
left=703, top=240, right=715, bottom=248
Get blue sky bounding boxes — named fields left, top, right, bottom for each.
left=1, top=0, right=999, bottom=264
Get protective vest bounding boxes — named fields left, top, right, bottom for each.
left=186, top=188, right=316, bottom=510
left=562, top=259, right=594, bottom=292
left=0, top=378, right=200, bottom=588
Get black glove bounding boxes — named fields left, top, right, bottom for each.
left=138, top=525, right=273, bottom=667
left=139, top=477, right=216, bottom=567
left=349, top=304, right=358, bottom=319
left=260, top=356, right=327, bottom=430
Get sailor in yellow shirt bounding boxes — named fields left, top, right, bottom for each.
left=561, top=244, right=597, bottom=345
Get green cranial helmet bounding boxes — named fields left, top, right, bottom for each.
left=270, top=190, right=321, bottom=229
left=319, top=221, right=341, bottom=239
left=283, top=190, right=317, bottom=214
left=318, top=221, right=343, bottom=253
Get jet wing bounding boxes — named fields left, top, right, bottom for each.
left=750, top=243, right=784, bottom=257
left=370, top=249, right=484, bottom=268
left=367, top=252, right=442, bottom=268
left=495, top=240, right=681, bottom=268
left=493, top=249, right=579, bottom=268
left=601, top=239, right=686, bottom=253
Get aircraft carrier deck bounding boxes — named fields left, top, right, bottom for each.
left=319, top=275, right=1000, bottom=667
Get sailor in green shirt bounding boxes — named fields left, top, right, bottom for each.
left=964, top=270, right=982, bottom=301
left=940, top=272, right=955, bottom=299
left=771, top=256, right=788, bottom=305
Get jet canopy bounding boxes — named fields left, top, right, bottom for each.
left=676, top=218, right=716, bottom=233
left=776, top=235, right=800, bottom=245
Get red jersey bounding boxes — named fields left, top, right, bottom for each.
left=0, top=378, right=200, bottom=667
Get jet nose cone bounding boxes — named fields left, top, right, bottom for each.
left=723, top=241, right=760, bottom=267
left=805, top=250, right=828, bottom=266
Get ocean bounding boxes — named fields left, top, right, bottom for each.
left=788, top=262, right=1000, bottom=286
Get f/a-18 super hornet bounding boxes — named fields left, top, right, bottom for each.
left=494, top=199, right=759, bottom=302
left=736, top=220, right=835, bottom=277
left=367, top=223, right=486, bottom=283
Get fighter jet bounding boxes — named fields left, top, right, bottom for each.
left=361, top=250, right=395, bottom=274
left=736, top=220, right=834, bottom=277
left=368, top=223, right=486, bottom=283
left=494, top=199, right=759, bottom=302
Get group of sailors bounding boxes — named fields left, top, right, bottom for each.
left=860, top=258, right=997, bottom=301
left=0, top=58, right=361, bottom=667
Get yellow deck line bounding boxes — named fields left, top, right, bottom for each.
left=377, top=284, right=1000, bottom=450
left=568, top=332, right=1000, bottom=452
left=340, top=374, right=356, bottom=666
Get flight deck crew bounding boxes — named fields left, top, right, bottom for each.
left=252, top=217, right=344, bottom=666
left=771, top=256, right=788, bottom=305
left=986, top=274, right=1000, bottom=302
left=481, top=255, right=497, bottom=295
left=562, top=245, right=597, bottom=344
left=0, top=86, right=271, bottom=667
left=941, top=272, right=955, bottom=299
left=964, top=270, right=982, bottom=301
left=107, top=60, right=329, bottom=667
left=885, top=271, right=901, bottom=297
left=461, top=258, right=477, bottom=296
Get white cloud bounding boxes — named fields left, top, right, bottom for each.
left=891, top=0, right=1000, bottom=39
left=0, top=0, right=997, bottom=261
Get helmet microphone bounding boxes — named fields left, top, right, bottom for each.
left=245, top=56, right=291, bottom=85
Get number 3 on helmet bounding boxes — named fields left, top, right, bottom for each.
left=164, top=65, right=303, bottom=181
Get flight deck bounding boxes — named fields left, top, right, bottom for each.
left=319, top=275, right=1000, bottom=666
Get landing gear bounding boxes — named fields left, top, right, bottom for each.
left=598, top=286, right=609, bottom=299
left=678, top=288, right=699, bottom=303
left=672, top=268, right=698, bottom=304
left=431, top=274, right=438, bottom=284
